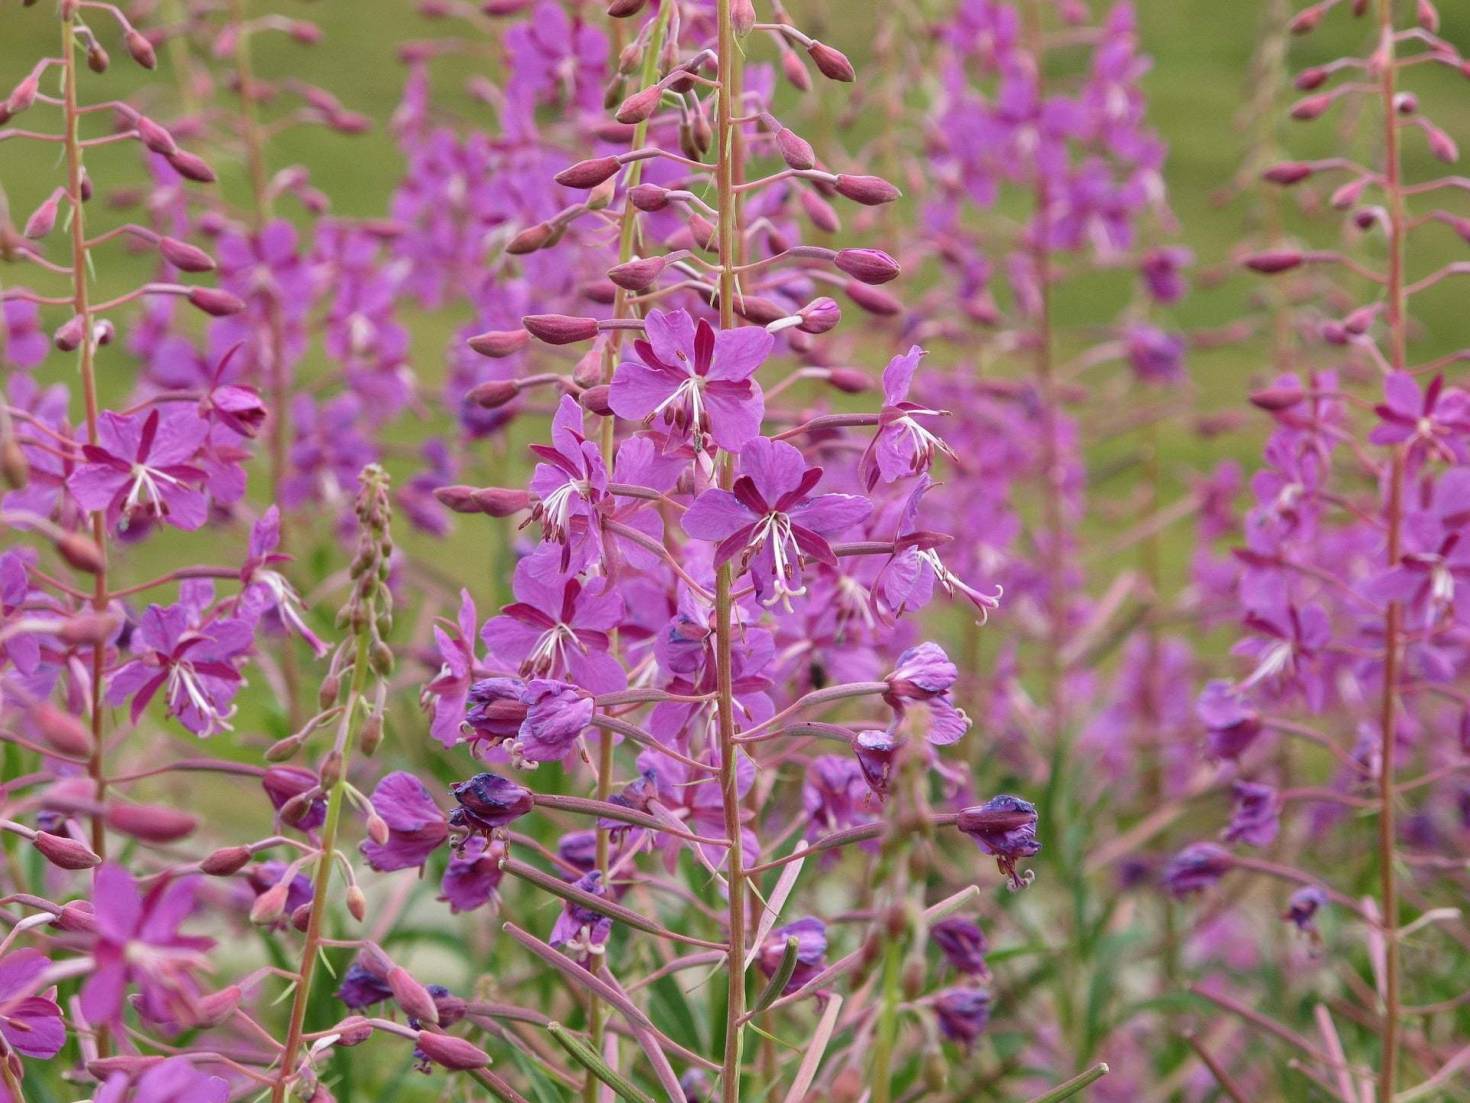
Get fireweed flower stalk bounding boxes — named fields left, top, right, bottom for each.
left=1174, top=4, right=1470, bottom=1101
left=409, top=1, right=1040, bottom=1100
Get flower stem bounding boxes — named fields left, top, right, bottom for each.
left=714, top=1, right=747, bottom=1099
left=1374, top=1, right=1406, bottom=1096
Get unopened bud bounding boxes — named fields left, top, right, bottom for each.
left=465, top=379, right=520, bottom=409
left=166, top=150, right=217, bottom=184
left=56, top=532, right=105, bottom=574
left=106, top=802, right=198, bottom=843
left=188, top=288, right=246, bottom=317
left=806, top=41, right=855, bottom=82
left=190, top=985, right=241, bottom=1028
left=579, top=384, right=613, bottom=417
left=125, top=30, right=157, bottom=69
left=136, top=115, right=177, bottom=155
left=1243, top=250, right=1304, bottom=274
left=607, top=0, right=648, bottom=15
left=615, top=84, right=663, bottom=125
left=334, top=1016, right=374, bottom=1047
left=732, top=0, right=756, bottom=35
left=467, top=329, right=530, bottom=358
left=24, top=191, right=61, bottom=240
left=801, top=189, right=841, bottom=233
left=834, top=174, right=900, bottom=206
left=201, top=846, right=253, bottom=875
left=33, top=830, right=101, bottom=870
left=1262, top=162, right=1313, bottom=186
left=506, top=222, right=554, bottom=255
left=265, top=732, right=307, bottom=762
left=159, top=236, right=215, bottom=272
left=629, top=183, right=670, bottom=211
left=415, top=1031, right=490, bottom=1070
left=346, top=885, right=367, bottom=922
left=388, top=967, right=439, bottom=1025
left=782, top=49, right=813, bottom=92
left=826, top=367, right=873, bottom=393
left=797, top=297, right=841, bottom=334
left=844, top=280, right=903, bottom=316
left=554, top=156, right=621, bottom=190
left=608, top=255, right=667, bottom=292
left=54, top=315, right=86, bottom=353
left=250, top=880, right=291, bottom=925
left=834, top=247, right=901, bottom=285
left=523, top=314, right=600, bottom=345
left=32, top=701, right=92, bottom=757
left=1289, top=94, right=1331, bottom=121
left=57, top=609, right=121, bottom=646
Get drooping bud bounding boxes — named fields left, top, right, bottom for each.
left=615, top=83, right=663, bottom=124
left=135, top=115, right=178, bottom=155
left=33, top=830, right=102, bottom=870
left=834, top=174, right=900, bottom=205
left=800, top=189, right=841, bottom=233
left=31, top=701, right=92, bottom=758
left=465, top=379, right=521, bottom=408
left=1262, top=162, right=1313, bottom=186
left=732, top=0, right=756, bottom=35
left=415, top=1031, right=490, bottom=1070
left=834, top=248, right=901, bottom=285
left=554, top=156, right=621, bottom=189
left=806, top=41, right=855, bottom=82
left=797, top=296, right=841, bottom=334
left=629, top=183, right=671, bottom=211
left=187, top=288, right=247, bottom=317
left=468, top=329, right=530, bottom=358
left=166, top=150, right=217, bottom=184
left=105, top=803, right=198, bottom=843
left=158, top=237, right=216, bottom=272
left=1243, top=250, right=1304, bottom=274
left=506, top=222, right=554, bottom=255
left=607, top=255, right=668, bottom=292
left=125, top=30, right=157, bottom=69
left=201, top=846, right=253, bottom=875
left=523, top=314, right=600, bottom=345
left=56, top=531, right=105, bottom=574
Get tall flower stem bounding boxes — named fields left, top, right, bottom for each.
left=585, top=12, right=673, bottom=1099
left=714, top=1, right=747, bottom=1098
left=1373, top=0, right=1405, bottom=1096
left=60, top=3, right=110, bottom=869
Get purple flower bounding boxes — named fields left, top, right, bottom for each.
left=853, top=728, right=901, bottom=801
left=1370, top=372, right=1470, bottom=467
left=0, top=950, right=65, bottom=1064
left=463, top=676, right=531, bottom=751
left=932, top=918, right=990, bottom=978
left=933, top=986, right=991, bottom=1046
left=439, top=836, right=505, bottom=914
left=610, top=309, right=771, bottom=452
left=106, top=604, right=253, bottom=737
left=237, top=506, right=326, bottom=656
left=1, top=301, right=47, bottom=368
left=81, top=865, right=210, bottom=1028
left=549, top=870, right=613, bottom=961
left=481, top=545, right=626, bottom=693
left=757, top=917, right=828, bottom=994
left=802, top=755, right=877, bottom=838
left=528, top=396, right=609, bottom=564
left=1139, top=246, right=1191, bottom=303
left=683, top=438, right=871, bottom=607
left=1283, top=886, right=1326, bottom=942
left=68, top=408, right=210, bottom=532
left=884, top=642, right=971, bottom=745
left=1222, top=781, right=1280, bottom=848
left=514, top=679, right=593, bottom=764
left=261, top=765, right=326, bottom=832
left=1234, top=601, right=1332, bottom=712
left=361, top=772, right=450, bottom=872
left=1195, top=680, right=1263, bottom=761
left=422, top=591, right=485, bottom=749
left=1161, top=842, right=1232, bottom=898
left=337, top=962, right=394, bottom=1009
left=1123, top=324, right=1186, bottom=383
left=93, top=1056, right=229, bottom=1103
left=957, top=795, right=1041, bottom=889
left=449, top=772, right=535, bottom=841
left=859, top=345, right=954, bottom=489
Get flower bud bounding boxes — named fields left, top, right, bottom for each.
left=6, top=75, right=39, bottom=117
left=607, top=254, right=667, bottom=291
left=136, top=115, right=178, bottom=155
left=468, top=329, right=530, bottom=358
left=188, top=288, right=247, bottom=317
left=732, top=0, right=756, bottom=34
left=166, top=150, right=217, bottom=184
left=387, top=967, right=439, bottom=1025
left=54, top=315, right=86, bottom=353
left=615, top=83, right=663, bottom=124
left=201, top=846, right=253, bottom=875
left=189, top=986, right=241, bottom=1028
left=56, top=531, right=105, bottom=574
left=826, top=367, right=873, bottom=394
left=31, top=701, right=92, bottom=758
left=106, top=802, right=198, bottom=843
left=688, top=214, right=718, bottom=251
left=834, top=247, right=901, bottom=285
left=57, top=900, right=97, bottom=934
left=806, top=41, right=855, bottom=82
left=523, top=314, right=599, bottom=345
left=125, top=30, right=157, bottom=69
left=733, top=296, right=786, bottom=325
left=87, top=43, right=110, bottom=73
left=33, top=830, right=101, bottom=870
left=24, top=190, right=61, bottom=240
left=766, top=116, right=815, bottom=170
left=290, top=903, right=313, bottom=931
left=465, top=379, right=521, bottom=408
left=834, top=174, right=900, bottom=205
left=554, top=156, right=621, bottom=189
left=579, top=384, right=613, bottom=417
left=346, top=885, right=367, bottom=922
left=782, top=49, right=813, bottom=92
left=1295, top=67, right=1328, bottom=90
left=1289, top=94, right=1331, bottom=120
left=57, top=608, right=121, bottom=645
left=415, top=1031, right=490, bottom=1070
left=607, top=0, right=647, bottom=15
left=800, top=189, right=840, bottom=233
left=1243, top=250, right=1304, bottom=274
left=797, top=297, right=841, bottom=334
left=844, top=280, right=903, bottom=316
left=250, top=880, right=290, bottom=925
left=159, top=236, right=216, bottom=272
left=506, top=222, right=554, bottom=255
left=1262, top=162, right=1312, bottom=186
left=334, top=1016, right=374, bottom=1046
left=629, top=183, right=670, bottom=211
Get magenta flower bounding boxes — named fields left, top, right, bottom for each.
left=68, top=408, right=210, bottom=531
left=81, top=865, right=211, bottom=1028
left=683, top=438, right=870, bottom=607
left=1370, top=372, right=1470, bottom=467
left=884, top=642, right=971, bottom=745
left=439, top=836, right=505, bottom=914
left=610, top=309, right=771, bottom=452
left=106, top=604, right=253, bottom=737
left=422, top=590, right=484, bottom=749
left=859, top=345, right=955, bottom=489
left=514, top=679, right=593, bottom=764
left=481, top=545, right=626, bottom=693
left=528, top=396, right=609, bottom=566
left=957, top=795, right=1040, bottom=889
left=237, top=506, right=326, bottom=656
left=1222, top=781, right=1280, bottom=848
left=93, top=1056, right=228, bottom=1103
left=361, top=772, right=450, bottom=872
left=1234, top=601, right=1332, bottom=712
left=1195, top=680, right=1263, bottom=761
left=1, top=301, right=48, bottom=368
left=0, top=950, right=65, bottom=1065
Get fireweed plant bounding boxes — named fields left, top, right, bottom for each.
left=1166, top=1, right=1470, bottom=1101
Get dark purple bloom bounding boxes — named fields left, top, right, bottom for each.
left=1123, top=323, right=1186, bottom=383
left=68, top=408, right=210, bottom=532
left=1196, top=680, right=1263, bottom=761
left=932, top=917, right=990, bottom=978
left=610, top=309, right=770, bottom=452
left=884, top=642, right=970, bottom=745
left=361, top=772, right=450, bottom=872
left=957, top=795, right=1041, bottom=889
left=683, top=438, right=870, bottom=608
left=933, top=986, right=991, bottom=1046
left=261, top=765, right=326, bottom=832
left=514, top=679, right=593, bottom=764
left=463, top=676, right=531, bottom=751
left=449, top=772, right=535, bottom=841
left=1139, top=245, right=1191, bottom=303
left=758, top=917, right=828, bottom=994
left=439, top=836, right=505, bottom=914
left=1283, top=885, right=1326, bottom=943
left=853, top=728, right=901, bottom=800
left=337, top=962, right=393, bottom=1009
left=1161, top=842, right=1233, bottom=898
left=1222, top=781, right=1280, bottom=848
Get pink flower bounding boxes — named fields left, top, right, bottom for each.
left=107, top=603, right=253, bottom=737
left=610, top=309, right=771, bottom=452
left=0, top=950, right=65, bottom=1065
left=859, top=346, right=954, bottom=489
left=68, top=408, right=210, bottom=531
left=1370, top=372, right=1470, bottom=467
left=683, top=438, right=870, bottom=607
left=361, top=772, right=450, bottom=872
